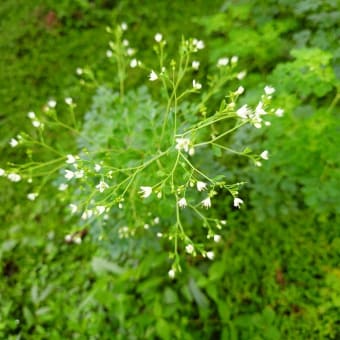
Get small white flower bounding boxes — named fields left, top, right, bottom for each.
left=235, top=86, right=245, bottom=95
left=237, top=71, right=247, bottom=80
left=157, top=192, right=162, bottom=199
left=118, top=203, right=123, bottom=209
left=94, top=164, right=101, bottom=172
left=255, top=161, right=262, bottom=167
left=96, top=180, right=109, bottom=193
left=74, top=170, right=84, bottom=178
left=144, top=224, right=150, bottom=230
left=265, top=121, right=271, bottom=126
left=264, top=86, right=275, bottom=95
left=196, top=181, right=207, bottom=192
left=206, top=251, right=215, bottom=260
left=76, top=67, right=83, bottom=75
left=168, top=269, right=175, bottom=279
left=8, top=173, right=21, bottom=182
left=185, top=244, right=194, bottom=254
left=255, top=102, right=266, bottom=116
left=9, top=138, right=18, bottom=147
left=32, top=120, right=41, bottom=128
left=140, top=186, right=152, bottom=198
left=154, top=217, right=160, bottom=224
left=65, top=97, right=73, bottom=105
left=201, top=197, right=211, bottom=209
left=192, top=79, right=202, bottom=90
left=275, top=108, right=284, bottom=117
left=27, top=193, right=38, bottom=201
left=231, top=56, right=238, bottom=64
left=96, top=206, right=106, bottom=215
left=233, top=197, right=244, bottom=208
left=0, top=168, right=5, bottom=176
left=192, top=61, right=200, bottom=70
left=64, top=170, right=74, bottom=180
left=213, top=234, right=221, bottom=243
left=260, top=150, right=269, bottom=160
left=175, top=137, right=190, bottom=153
left=121, top=22, right=128, bottom=31
left=217, top=57, right=229, bottom=67
left=81, top=209, right=93, bottom=220
left=48, top=100, right=56, bottom=108
left=194, top=39, right=205, bottom=50
left=149, top=70, right=158, bottom=81
left=178, top=197, right=187, bottom=208
left=70, top=204, right=77, bottom=214
left=66, top=154, right=76, bottom=164
left=130, top=58, right=138, bottom=68
left=157, top=232, right=163, bottom=238
left=154, top=33, right=163, bottom=42
left=27, top=111, right=36, bottom=119
left=126, top=48, right=135, bottom=56
left=58, top=183, right=68, bottom=191
left=122, top=39, right=129, bottom=46
left=106, top=50, right=113, bottom=58
left=236, top=105, right=251, bottom=119
left=220, top=220, right=227, bottom=225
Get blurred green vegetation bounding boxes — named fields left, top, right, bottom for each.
left=1, top=0, right=339, bottom=339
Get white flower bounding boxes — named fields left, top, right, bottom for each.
left=81, top=209, right=93, bottom=220
left=192, top=79, right=202, bottom=90
left=275, top=108, right=284, bottom=117
left=206, top=251, right=214, bottom=260
left=217, top=57, right=229, bottom=67
left=106, top=50, right=113, bottom=58
left=0, top=168, right=5, bottom=176
left=213, top=234, right=221, bottom=243
left=185, top=244, right=194, bottom=254
left=233, top=197, right=244, bottom=208
left=69, top=204, right=77, bottom=214
left=193, top=39, right=205, bottom=50
left=66, top=154, right=76, bottom=164
left=149, top=70, right=158, bottom=81
left=255, top=102, right=266, bottom=116
left=260, top=150, right=269, bottom=160
left=154, top=33, right=163, bottom=42
left=236, top=105, right=251, bottom=119
left=118, top=203, right=123, bottom=209
left=64, top=170, right=74, bottom=180
left=189, top=147, right=195, bottom=156
left=76, top=67, right=83, bottom=75
left=140, top=186, right=152, bottom=198
left=8, top=173, right=21, bottom=182
left=175, top=137, right=190, bottom=153
left=220, top=220, right=227, bottom=225
left=96, top=180, right=109, bottom=193
left=27, top=111, right=36, bottom=119
left=144, top=224, right=150, bottom=229
left=237, top=71, right=247, bottom=80
left=154, top=217, right=160, bottom=224
left=168, top=269, right=175, bottom=279
left=48, top=100, right=56, bottom=108
left=96, top=205, right=106, bottom=215
left=192, top=61, right=200, bottom=70
left=264, top=86, right=275, bottom=95
left=9, top=138, right=18, bottom=147
left=201, top=197, right=211, bottom=209
left=130, top=58, right=138, bottom=68
left=122, top=39, right=129, bottom=46
left=74, top=170, right=84, bottom=178
left=94, top=164, right=101, bottom=172
left=255, top=161, right=262, bottom=167
left=121, top=22, right=128, bottom=31
left=27, top=193, right=38, bottom=201
left=235, top=86, right=245, bottom=95
left=178, top=197, right=187, bottom=208
left=231, top=56, right=238, bottom=64
left=157, top=232, right=163, bottom=238
left=32, top=120, right=41, bottom=128
left=58, top=183, right=68, bottom=191
left=65, top=97, right=73, bottom=105
left=196, top=181, right=207, bottom=192
left=157, top=192, right=162, bottom=199
left=126, top=48, right=135, bottom=56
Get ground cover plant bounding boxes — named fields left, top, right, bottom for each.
left=0, top=0, right=339, bottom=339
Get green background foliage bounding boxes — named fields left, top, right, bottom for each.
left=0, top=0, right=339, bottom=338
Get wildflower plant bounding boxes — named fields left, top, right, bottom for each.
left=2, top=24, right=283, bottom=276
